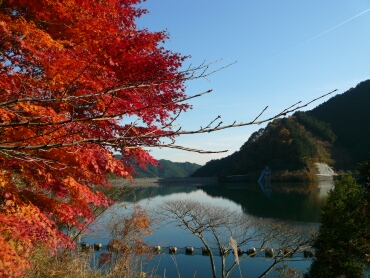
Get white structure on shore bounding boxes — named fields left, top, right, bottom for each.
left=313, top=163, right=336, bottom=181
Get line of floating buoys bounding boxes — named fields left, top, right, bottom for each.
left=80, top=242, right=314, bottom=258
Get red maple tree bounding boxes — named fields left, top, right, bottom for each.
left=0, top=0, right=193, bottom=275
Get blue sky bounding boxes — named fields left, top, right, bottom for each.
left=136, top=1, right=370, bottom=165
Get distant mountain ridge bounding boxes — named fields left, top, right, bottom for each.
left=133, top=159, right=201, bottom=178
left=192, top=80, right=370, bottom=179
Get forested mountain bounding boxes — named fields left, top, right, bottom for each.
left=192, top=116, right=333, bottom=180
left=308, top=80, right=370, bottom=169
left=113, top=155, right=201, bottom=178
left=133, top=159, right=201, bottom=178
left=192, top=80, right=370, bottom=179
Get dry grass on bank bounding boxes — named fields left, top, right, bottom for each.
left=25, top=247, right=151, bottom=278
left=25, top=248, right=103, bottom=278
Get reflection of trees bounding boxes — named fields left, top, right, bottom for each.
left=116, top=181, right=330, bottom=222
left=119, top=184, right=199, bottom=203
left=158, top=200, right=316, bottom=278
left=200, top=183, right=326, bottom=222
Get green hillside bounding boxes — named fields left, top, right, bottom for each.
left=132, top=159, right=201, bottom=178
left=192, top=116, right=333, bottom=181
left=192, top=80, right=370, bottom=180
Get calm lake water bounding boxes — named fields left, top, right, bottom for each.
left=86, top=180, right=334, bottom=277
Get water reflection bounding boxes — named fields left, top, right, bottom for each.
left=203, top=182, right=332, bottom=223
left=122, top=180, right=333, bottom=223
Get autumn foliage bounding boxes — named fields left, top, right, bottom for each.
left=0, top=0, right=190, bottom=275
left=102, top=205, right=152, bottom=273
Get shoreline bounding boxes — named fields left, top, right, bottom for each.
left=109, top=177, right=218, bottom=187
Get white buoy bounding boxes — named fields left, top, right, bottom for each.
left=94, top=243, right=103, bottom=251
left=202, top=247, right=210, bottom=256
left=153, top=245, right=161, bottom=253
left=246, top=247, right=256, bottom=256
left=185, top=246, right=194, bottom=255
left=265, top=247, right=274, bottom=257
left=169, top=246, right=177, bottom=254
left=81, top=242, right=90, bottom=250
left=219, top=247, right=229, bottom=256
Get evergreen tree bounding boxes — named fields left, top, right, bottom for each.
left=306, top=161, right=370, bottom=277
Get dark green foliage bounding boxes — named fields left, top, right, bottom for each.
left=294, top=111, right=336, bottom=143
left=306, top=174, right=370, bottom=277
left=309, top=80, right=370, bottom=169
left=237, top=117, right=316, bottom=172
left=191, top=152, right=239, bottom=177
left=358, top=155, right=370, bottom=188
left=133, top=159, right=201, bottom=178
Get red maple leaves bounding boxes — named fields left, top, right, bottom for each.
left=0, top=0, right=188, bottom=275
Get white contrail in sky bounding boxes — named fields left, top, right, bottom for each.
left=260, top=8, right=370, bottom=64
left=294, top=8, right=370, bottom=49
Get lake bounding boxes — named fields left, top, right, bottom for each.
left=85, top=180, right=334, bottom=277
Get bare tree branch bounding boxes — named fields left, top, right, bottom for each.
left=157, top=200, right=316, bottom=278
left=0, top=89, right=337, bottom=154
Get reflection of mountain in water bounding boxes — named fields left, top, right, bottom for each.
left=122, top=184, right=199, bottom=203
left=199, top=182, right=331, bottom=223
left=119, top=181, right=332, bottom=223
